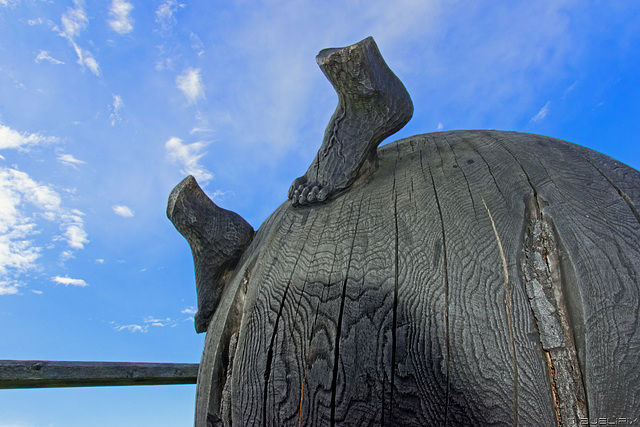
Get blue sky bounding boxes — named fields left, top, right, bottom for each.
left=0, top=0, right=638, bottom=425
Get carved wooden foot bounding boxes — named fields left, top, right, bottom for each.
left=289, top=36, right=413, bottom=206
left=167, top=175, right=254, bottom=333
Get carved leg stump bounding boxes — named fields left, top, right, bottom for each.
left=167, top=175, right=254, bottom=333
left=289, top=36, right=414, bottom=206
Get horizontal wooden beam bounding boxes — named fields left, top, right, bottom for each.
left=0, top=360, right=199, bottom=389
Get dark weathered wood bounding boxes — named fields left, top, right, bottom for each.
left=0, top=360, right=198, bottom=389
left=289, top=36, right=413, bottom=206
left=167, top=175, right=254, bottom=333
left=196, top=130, right=640, bottom=426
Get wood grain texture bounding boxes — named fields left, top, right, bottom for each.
left=167, top=175, right=254, bottom=333
left=198, top=130, right=640, bottom=426
left=0, top=360, right=198, bottom=388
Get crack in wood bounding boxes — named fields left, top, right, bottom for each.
left=330, top=202, right=363, bottom=425
left=263, top=279, right=292, bottom=426
left=489, top=134, right=590, bottom=416
left=583, top=157, right=640, bottom=226
left=389, top=177, right=399, bottom=424
left=298, top=340, right=312, bottom=427
left=296, top=218, right=327, bottom=427
left=261, top=214, right=314, bottom=426
left=483, top=197, right=519, bottom=427
left=443, top=135, right=477, bottom=215
left=522, top=193, right=588, bottom=426
left=470, top=134, right=507, bottom=202
left=296, top=197, right=348, bottom=425
left=544, top=351, right=562, bottom=425
left=422, top=147, right=451, bottom=425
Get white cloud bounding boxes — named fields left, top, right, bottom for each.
left=0, top=166, right=89, bottom=292
left=110, top=94, right=124, bottom=126
left=155, top=0, right=182, bottom=33
left=95, top=258, right=104, bottom=264
left=111, top=322, right=147, bottom=333
left=437, top=122, right=444, bottom=130
left=0, top=0, right=18, bottom=8
left=165, top=137, right=213, bottom=183
left=71, top=42, right=100, bottom=76
left=57, top=153, right=85, bottom=168
left=143, top=316, right=174, bottom=327
left=189, top=127, right=214, bottom=135
left=0, top=124, right=58, bottom=150
left=189, top=32, right=204, bottom=56
left=108, top=0, right=134, bottom=34
left=52, top=275, right=88, bottom=287
left=59, top=250, right=74, bottom=262
left=34, top=51, right=65, bottom=65
left=0, top=168, right=62, bottom=225
left=176, top=68, right=205, bottom=104
left=530, top=101, right=551, bottom=123
left=56, top=1, right=100, bottom=76
left=61, top=210, right=88, bottom=249
left=60, top=0, right=88, bottom=40
left=111, top=315, right=177, bottom=333
left=112, top=205, right=134, bottom=217
left=181, top=306, right=197, bottom=315
left=208, top=189, right=233, bottom=203
left=0, top=169, right=56, bottom=282
left=31, top=290, right=43, bottom=295
left=0, top=281, right=21, bottom=296
left=82, top=55, right=99, bottom=76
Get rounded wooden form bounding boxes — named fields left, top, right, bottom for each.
left=197, top=130, right=640, bottom=426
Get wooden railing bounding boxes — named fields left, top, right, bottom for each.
left=0, top=360, right=198, bottom=389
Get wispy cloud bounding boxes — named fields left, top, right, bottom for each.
left=112, top=205, right=134, bottom=217
left=0, top=172, right=49, bottom=280
left=52, top=275, right=88, bottom=287
left=530, top=101, right=551, bottom=123
left=57, top=0, right=100, bottom=76
left=60, top=0, right=88, bottom=39
left=0, top=281, right=22, bottom=296
left=143, top=316, right=175, bottom=327
left=108, top=0, right=134, bottom=35
left=111, top=315, right=179, bottom=333
left=60, top=210, right=88, bottom=249
left=155, top=0, right=182, bottom=34
left=0, top=124, right=58, bottom=150
left=110, top=94, right=124, bottom=126
left=0, top=164, right=89, bottom=292
left=563, top=81, right=578, bottom=97
left=165, top=137, right=213, bottom=182
left=437, top=122, right=444, bottom=130
left=57, top=153, right=86, bottom=168
left=34, top=51, right=65, bottom=65
left=0, top=0, right=18, bottom=8
left=189, top=32, right=204, bottom=56
left=71, top=42, right=100, bottom=76
left=176, top=68, right=205, bottom=104
left=181, top=306, right=196, bottom=315
left=111, top=322, right=147, bottom=333
left=59, top=250, right=75, bottom=262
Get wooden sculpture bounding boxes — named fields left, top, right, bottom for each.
left=168, top=37, right=640, bottom=426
